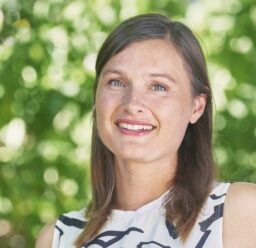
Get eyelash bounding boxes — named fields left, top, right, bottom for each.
left=107, top=80, right=168, bottom=92
left=108, top=79, right=125, bottom=87
left=152, top=83, right=167, bottom=91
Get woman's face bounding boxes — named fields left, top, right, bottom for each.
left=95, top=39, right=206, bottom=164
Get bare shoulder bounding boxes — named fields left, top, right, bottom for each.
left=223, top=182, right=256, bottom=248
left=35, top=219, right=56, bottom=248
left=226, top=182, right=256, bottom=206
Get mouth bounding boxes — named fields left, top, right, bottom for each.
left=115, top=119, right=156, bottom=135
left=117, top=122, right=155, bottom=131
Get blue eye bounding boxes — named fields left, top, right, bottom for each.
left=108, top=79, right=125, bottom=87
left=152, top=84, right=167, bottom=91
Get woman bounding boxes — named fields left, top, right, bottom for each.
left=36, top=13, right=256, bottom=247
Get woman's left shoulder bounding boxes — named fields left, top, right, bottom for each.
left=225, top=182, right=256, bottom=217
left=226, top=182, right=256, bottom=204
left=223, top=182, right=256, bottom=247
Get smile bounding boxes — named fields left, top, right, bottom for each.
left=118, top=122, right=154, bottom=131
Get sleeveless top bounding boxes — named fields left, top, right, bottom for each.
left=52, top=182, right=230, bottom=248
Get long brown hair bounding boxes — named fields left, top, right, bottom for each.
left=75, top=13, right=215, bottom=246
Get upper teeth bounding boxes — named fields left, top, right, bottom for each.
left=118, top=123, right=154, bottom=131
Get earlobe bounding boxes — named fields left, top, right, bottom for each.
left=190, top=94, right=207, bottom=124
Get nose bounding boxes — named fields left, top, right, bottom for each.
left=122, top=86, right=146, bottom=114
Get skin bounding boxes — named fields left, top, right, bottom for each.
left=35, top=39, right=256, bottom=247
left=95, top=39, right=206, bottom=209
left=223, top=182, right=256, bottom=247
left=35, top=220, right=55, bottom=248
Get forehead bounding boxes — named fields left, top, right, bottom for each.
left=101, top=39, right=188, bottom=80
left=112, top=39, right=180, bottom=61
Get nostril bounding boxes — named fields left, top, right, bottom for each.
left=122, top=95, right=146, bottom=114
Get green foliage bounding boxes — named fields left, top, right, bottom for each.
left=0, top=0, right=255, bottom=247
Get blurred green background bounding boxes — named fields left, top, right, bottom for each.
left=0, top=0, right=255, bottom=247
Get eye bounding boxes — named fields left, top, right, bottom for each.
left=152, top=83, right=167, bottom=91
left=108, top=79, right=125, bottom=87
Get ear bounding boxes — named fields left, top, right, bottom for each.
left=189, top=94, right=207, bottom=124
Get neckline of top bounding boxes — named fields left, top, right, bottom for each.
left=111, top=190, right=170, bottom=217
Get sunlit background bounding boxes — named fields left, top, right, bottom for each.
left=0, top=0, right=256, bottom=247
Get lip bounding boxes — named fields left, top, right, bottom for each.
left=114, top=118, right=156, bottom=136
left=115, top=118, right=156, bottom=127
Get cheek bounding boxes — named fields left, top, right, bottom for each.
left=95, top=93, right=106, bottom=133
left=95, top=93, right=118, bottom=132
left=155, top=97, right=193, bottom=129
left=96, top=89, right=119, bottom=108
left=95, top=95, right=118, bottom=152
left=96, top=92, right=111, bottom=116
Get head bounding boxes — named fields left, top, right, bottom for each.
left=77, top=13, right=215, bottom=244
left=92, top=12, right=212, bottom=188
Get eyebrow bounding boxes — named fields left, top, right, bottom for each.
left=102, top=69, right=177, bottom=84
left=148, top=73, right=177, bottom=84
left=102, top=69, right=122, bottom=76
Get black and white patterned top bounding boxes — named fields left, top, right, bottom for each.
left=53, top=182, right=230, bottom=248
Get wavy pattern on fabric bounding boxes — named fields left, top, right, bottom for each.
left=53, top=182, right=230, bottom=248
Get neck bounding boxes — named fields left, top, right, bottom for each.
left=113, top=157, right=177, bottom=211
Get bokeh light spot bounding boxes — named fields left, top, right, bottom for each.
left=237, top=83, right=256, bottom=100
left=70, top=112, right=92, bottom=146
left=44, top=167, right=59, bottom=185
left=63, top=1, right=84, bottom=21
left=186, top=1, right=206, bottom=30
left=21, top=66, right=38, bottom=88
left=215, top=114, right=227, bottom=131
left=0, top=197, right=13, bottom=214
left=45, top=64, right=64, bottom=89
left=3, top=0, right=21, bottom=25
left=11, top=102, right=25, bottom=116
left=9, top=234, right=26, bottom=248
left=228, top=99, right=248, bottom=119
left=71, top=33, right=88, bottom=52
left=209, top=15, right=234, bottom=33
left=0, top=147, right=13, bottom=162
left=249, top=152, right=256, bottom=168
left=235, top=149, right=249, bottom=166
left=0, top=37, right=15, bottom=62
left=211, top=68, right=233, bottom=111
left=92, top=32, right=107, bottom=50
left=38, top=141, right=59, bottom=161
left=120, top=0, right=138, bottom=20
left=96, top=5, right=116, bottom=26
left=59, top=81, right=80, bottom=97
left=250, top=5, right=256, bottom=26
left=39, top=203, right=56, bottom=223
left=14, top=19, right=31, bottom=43
left=0, top=220, right=11, bottom=237
left=0, top=118, right=26, bottom=150
left=33, top=0, right=49, bottom=18
left=53, top=103, right=78, bottom=131
left=230, top=36, right=253, bottom=54
left=83, top=53, right=96, bottom=74
left=60, top=178, right=79, bottom=197
left=215, top=147, right=228, bottom=164
left=1, top=165, right=15, bottom=179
